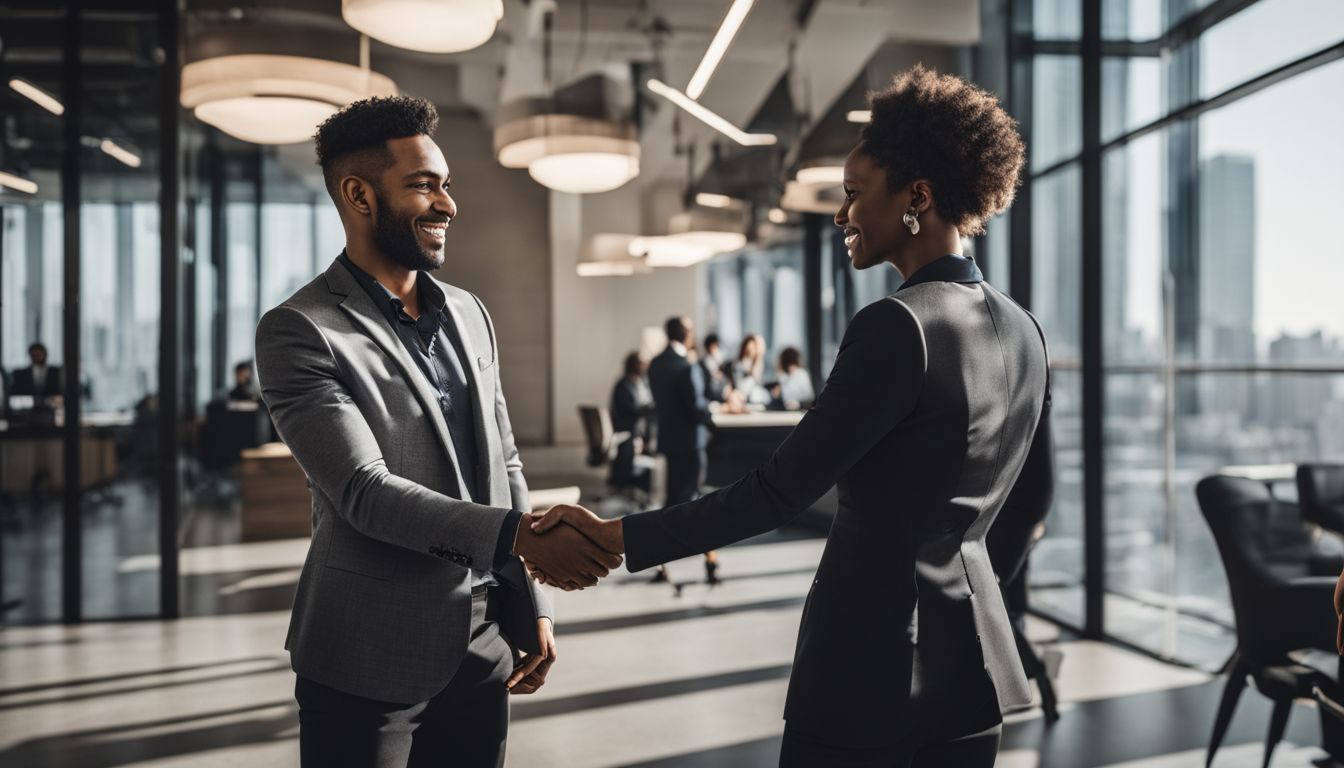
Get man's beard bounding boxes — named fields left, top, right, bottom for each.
left=371, top=191, right=445, bottom=272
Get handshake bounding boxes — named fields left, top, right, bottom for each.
left=512, top=505, right=626, bottom=591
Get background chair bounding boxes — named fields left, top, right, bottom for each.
left=1299, top=464, right=1344, bottom=539
left=576, top=405, right=659, bottom=508
left=1197, top=474, right=1338, bottom=768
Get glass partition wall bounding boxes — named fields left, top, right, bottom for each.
left=0, top=1, right=177, bottom=623
left=1012, top=0, right=1344, bottom=666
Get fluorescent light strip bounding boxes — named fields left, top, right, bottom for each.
left=795, top=165, right=844, bottom=186
left=695, top=192, right=737, bottom=209
left=0, top=171, right=38, bottom=194
left=577, top=262, right=639, bottom=277
left=846, top=110, right=871, bottom=123
left=100, top=139, right=142, bottom=168
left=685, top=0, right=755, bottom=100
left=9, top=78, right=64, bottom=116
left=647, top=79, right=776, bottom=147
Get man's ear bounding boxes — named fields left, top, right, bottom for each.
left=340, top=176, right=376, bottom=218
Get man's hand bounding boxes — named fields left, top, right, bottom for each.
left=507, top=617, right=556, bottom=694
left=513, top=506, right=623, bottom=590
left=528, top=504, right=625, bottom=562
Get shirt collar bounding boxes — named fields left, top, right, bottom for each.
left=338, top=250, right=447, bottom=318
left=669, top=341, right=688, bottom=357
left=897, top=253, right=984, bottom=292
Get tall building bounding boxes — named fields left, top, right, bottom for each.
left=1197, top=154, right=1257, bottom=416
left=1267, top=330, right=1335, bottom=428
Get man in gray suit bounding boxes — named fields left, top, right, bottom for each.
left=255, top=96, right=620, bottom=767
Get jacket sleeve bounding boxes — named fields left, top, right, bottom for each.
left=254, top=304, right=514, bottom=571
left=623, top=298, right=927, bottom=570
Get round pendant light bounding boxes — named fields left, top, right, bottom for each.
left=342, top=0, right=503, bottom=54
left=495, top=110, right=640, bottom=195
left=181, top=55, right=398, bottom=145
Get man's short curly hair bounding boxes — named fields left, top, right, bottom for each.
left=860, top=65, right=1024, bottom=236
left=314, top=95, right=439, bottom=203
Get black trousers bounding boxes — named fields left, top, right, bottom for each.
left=295, top=587, right=514, bottom=768
left=779, top=722, right=1001, bottom=767
left=665, top=448, right=706, bottom=506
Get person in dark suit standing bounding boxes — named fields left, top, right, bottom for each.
left=530, top=66, right=1047, bottom=766
left=646, top=316, right=720, bottom=585
left=609, top=352, right=653, bottom=490
left=254, top=96, right=619, bottom=768
left=11, top=342, right=63, bottom=403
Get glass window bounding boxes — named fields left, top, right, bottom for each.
left=260, top=202, right=316, bottom=311
left=78, top=9, right=164, bottom=620
left=1031, top=367, right=1086, bottom=627
left=1199, top=57, right=1344, bottom=358
left=1103, top=130, right=1167, bottom=367
left=1027, top=162, right=1085, bottom=626
left=1031, top=55, right=1083, bottom=171
left=1199, top=0, right=1344, bottom=98
left=704, top=244, right=809, bottom=383
left=1017, top=0, right=1082, bottom=39
left=226, top=201, right=257, bottom=380
left=1030, top=164, right=1083, bottom=364
left=1102, top=56, right=1164, bottom=141
left=1102, top=0, right=1164, bottom=40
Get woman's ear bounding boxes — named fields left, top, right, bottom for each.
left=909, top=180, right=935, bottom=214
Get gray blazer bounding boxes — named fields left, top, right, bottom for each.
left=255, top=259, right=552, bottom=705
left=624, top=265, right=1051, bottom=746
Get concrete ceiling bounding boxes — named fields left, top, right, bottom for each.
left=0, top=0, right=981, bottom=212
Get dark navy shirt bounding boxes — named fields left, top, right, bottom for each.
left=339, top=252, right=519, bottom=577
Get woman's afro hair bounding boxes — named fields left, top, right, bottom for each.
left=860, top=65, right=1025, bottom=236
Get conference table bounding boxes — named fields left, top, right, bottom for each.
left=706, top=409, right=838, bottom=531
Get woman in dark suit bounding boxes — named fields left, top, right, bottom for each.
left=532, top=65, right=1049, bottom=767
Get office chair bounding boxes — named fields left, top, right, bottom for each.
left=1197, top=474, right=1338, bottom=768
left=1299, top=464, right=1344, bottom=538
left=576, top=405, right=651, bottom=507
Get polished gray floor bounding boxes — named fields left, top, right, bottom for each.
left=0, top=505, right=1330, bottom=766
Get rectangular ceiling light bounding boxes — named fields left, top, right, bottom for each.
left=846, top=110, right=871, bottom=123
left=9, top=78, right=65, bottom=116
left=695, top=192, right=738, bottom=209
left=685, top=0, right=755, bottom=101
left=99, top=139, right=142, bottom=168
left=646, top=79, right=776, bottom=147
left=577, top=261, right=640, bottom=277
left=0, top=171, right=39, bottom=194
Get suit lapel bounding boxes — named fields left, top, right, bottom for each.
left=441, top=288, right=494, bottom=500
left=325, top=261, right=474, bottom=502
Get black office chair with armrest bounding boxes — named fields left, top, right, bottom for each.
left=1197, top=474, right=1339, bottom=768
left=1300, top=464, right=1344, bottom=537
left=577, top=405, right=651, bottom=505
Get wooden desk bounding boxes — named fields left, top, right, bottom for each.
left=240, top=442, right=312, bottom=541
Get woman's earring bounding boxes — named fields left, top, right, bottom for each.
left=903, top=209, right=921, bottom=235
